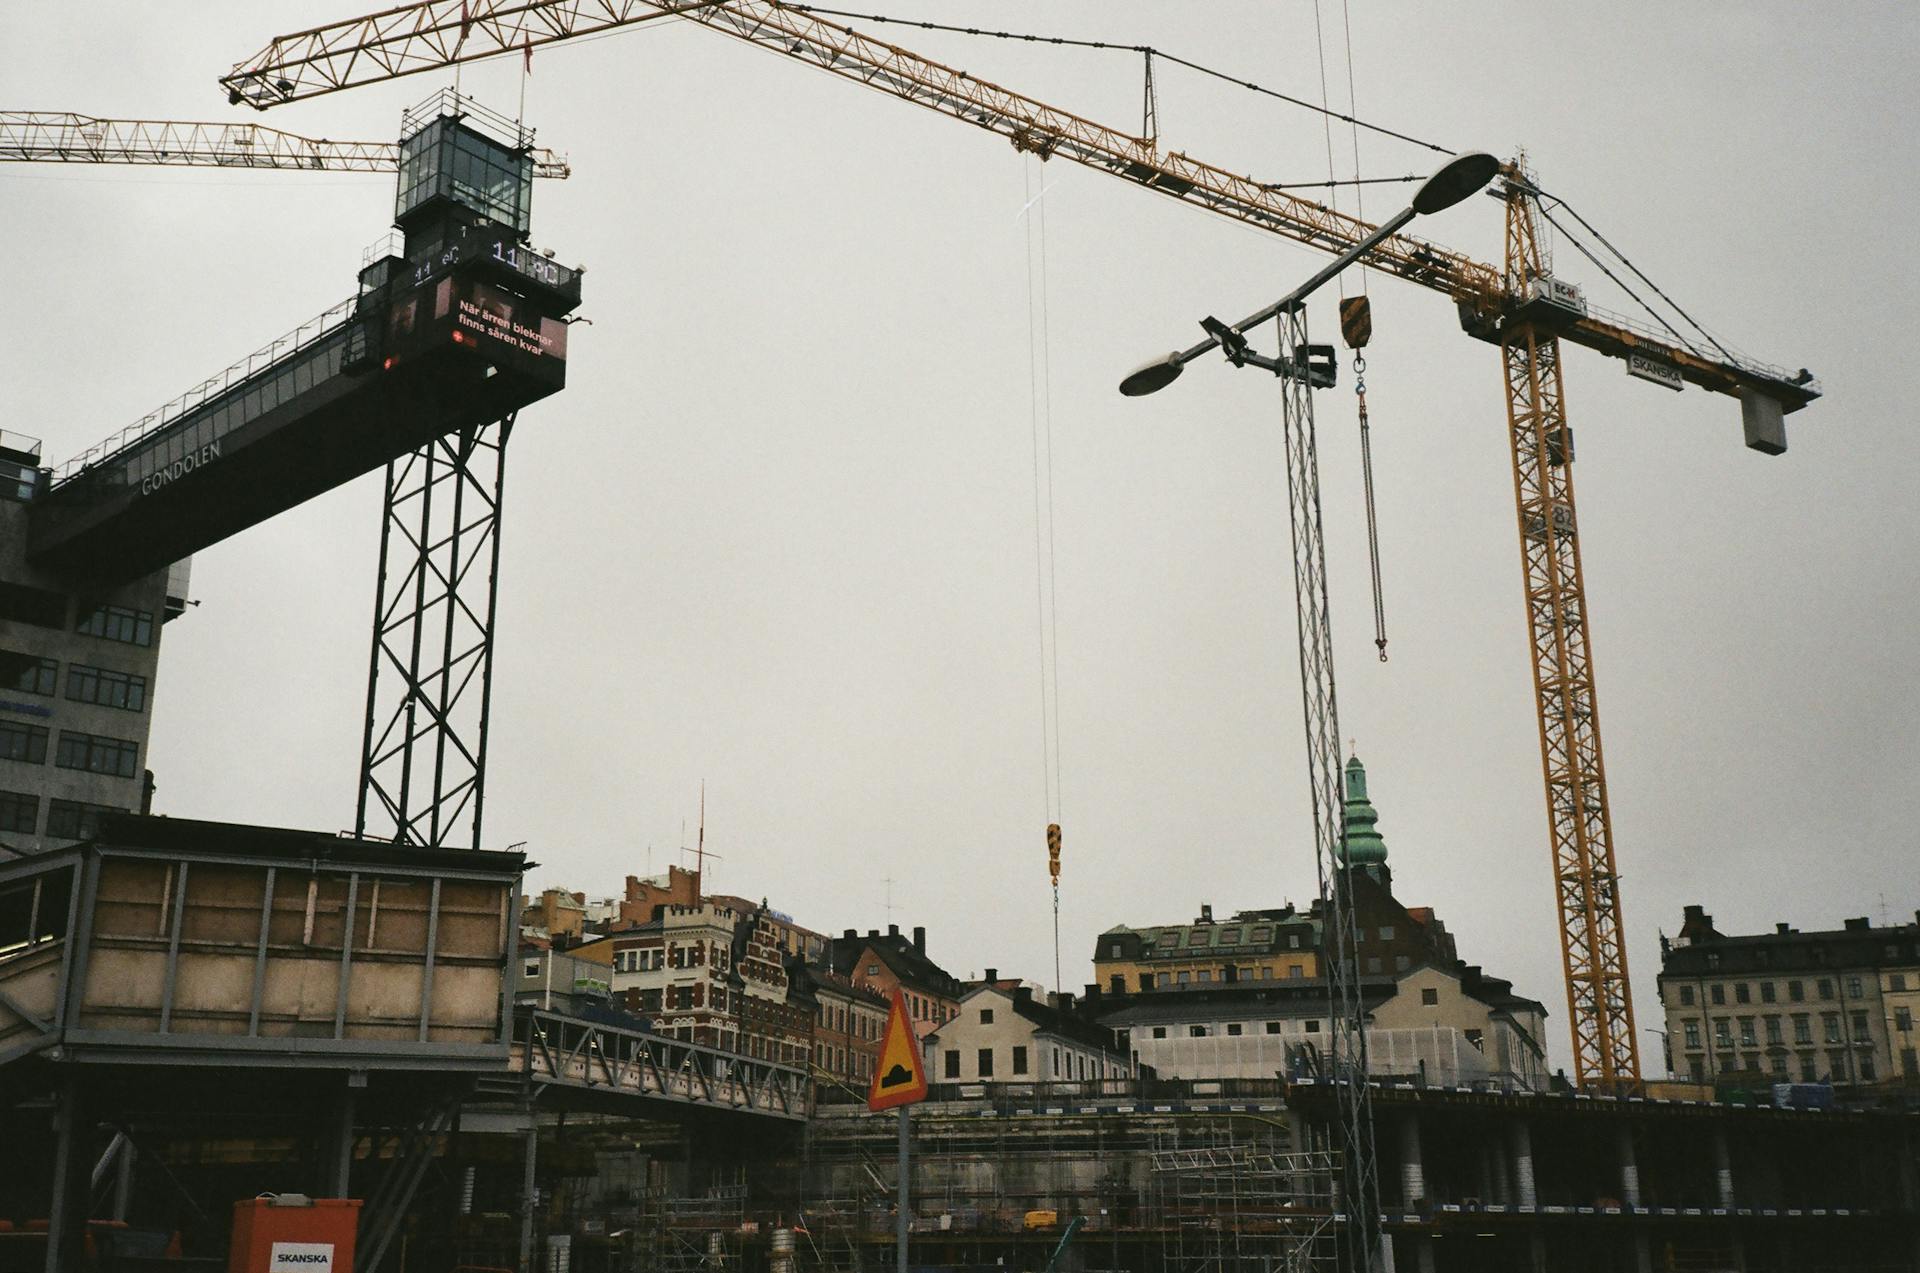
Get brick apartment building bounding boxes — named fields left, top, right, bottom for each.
left=791, top=960, right=889, bottom=1091
left=828, top=924, right=965, bottom=1037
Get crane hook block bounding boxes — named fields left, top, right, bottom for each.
left=1046, top=823, right=1062, bottom=886
left=1339, top=295, right=1372, bottom=350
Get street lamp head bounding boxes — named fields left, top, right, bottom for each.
left=1410, top=151, right=1501, bottom=217
left=1119, top=353, right=1186, bottom=397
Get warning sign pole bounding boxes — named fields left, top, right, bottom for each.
left=868, top=987, right=928, bottom=1273
left=895, top=1105, right=910, bottom=1273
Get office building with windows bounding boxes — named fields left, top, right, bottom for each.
left=1657, top=904, right=1920, bottom=1087
left=1, top=432, right=187, bottom=855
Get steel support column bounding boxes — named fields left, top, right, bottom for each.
left=44, top=1078, right=89, bottom=1273
left=327, top=1080, right=359, bottom=1198
left=357, top=416, right=514, bottom=850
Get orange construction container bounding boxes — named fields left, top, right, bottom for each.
left=229, top=1196, right=361, bottom=1273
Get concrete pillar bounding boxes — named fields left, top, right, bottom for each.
left=1509, top=1118, right=1537, bottom=1209
left=1616, top=1124, right=1641, bottom=1208
left=1412, top=1235, right=1437, bottom=1273
left=1712, top=1126, right=1736, bottom=1209
left=1398, top=1114, right=1426, bottom=1210
left=519, top=1115, right=539, bottom=1273
left=1633, top=1231, right=1654, bottom=1273
left=1528, top=1230, right=1548, bottom=1273
left=1490, top=1130, right=1512, bottom=1205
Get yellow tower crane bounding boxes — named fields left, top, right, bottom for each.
left=217, top=0, right=1820, bottom=1091
left=0, top=110, right=569, bottom=175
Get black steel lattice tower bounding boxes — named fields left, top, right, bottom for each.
left=1274, top=302, right=1382, bottom=1270
left=356, top=415, right=513, bottom=849
left=355, top=93, right=557, bottom=848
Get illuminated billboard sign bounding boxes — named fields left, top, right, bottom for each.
left=386, top=275, right=568, bottom=381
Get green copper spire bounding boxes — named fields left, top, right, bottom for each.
left=1341, top=753, right=1389, bottom=868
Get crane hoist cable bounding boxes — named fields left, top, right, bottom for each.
left=1022, top=157, right=1066, bottom=994
left=1342, top=313, right=1389, bottom=662
left=1323, top=0, right=1387, bottom=660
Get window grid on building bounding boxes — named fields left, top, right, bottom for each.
left=0, top=789, right=37, bottom=834
left=54, top=730, right=139, bottom=779
left=0, top=721, right=49, bottom=765
left=75, top=605, right=154, bottom=648
left=2, top=654, right=57, bottom=697
left=66, top=664, right=148, bottom=713
left=45, top=799, right=123, bottom=841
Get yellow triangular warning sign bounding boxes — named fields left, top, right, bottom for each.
left=867, top=986, right=929, bottom=1111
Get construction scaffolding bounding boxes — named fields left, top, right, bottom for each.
left=1148, top=1140, right=1340, bottom=1273
left=784, top=1088, right=1340, bottom=1273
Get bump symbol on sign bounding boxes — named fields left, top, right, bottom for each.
left=867, top=987, right=929, bottom=1110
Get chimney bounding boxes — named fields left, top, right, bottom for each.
left=1014, top=986, right=1033, bottom=1006
left=913, top=926, right=926, bottom=954
left=843, top=928, right=858, bottom=941
left=868, top=929, right=880, bottom=939
left=888, top=923, right=900, bottom=938
left=1776, top=922, right=1791, bottom=935
left=1199, top=903, right=1214, bottom=924
left=984, top=967, right=998, bottom=983
left=1845, top=916, right=1870, bottom=931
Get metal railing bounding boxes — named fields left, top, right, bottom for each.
left=53, top=294, right=359, bottom=484
left=0, top=428, right=41, bottom=459
left=512, top=1007, right=812, bottom=1120
left=1578, top=296, right=1819, bottom=394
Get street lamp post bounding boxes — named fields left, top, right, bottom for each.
left=1118, top=151, right=1498, bottom=1273
left=1119, top=151, right=1499, bottom=398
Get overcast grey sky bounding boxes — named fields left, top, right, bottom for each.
left=6, top=3, right=1915, bottom=1075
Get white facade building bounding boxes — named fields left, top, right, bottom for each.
left=924, top=984, right=1131, bottom=1086
left=1102, top=961, right=1549, bottom=1093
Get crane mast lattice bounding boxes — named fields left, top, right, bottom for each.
left=0, top=110, right=569, bottom=176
